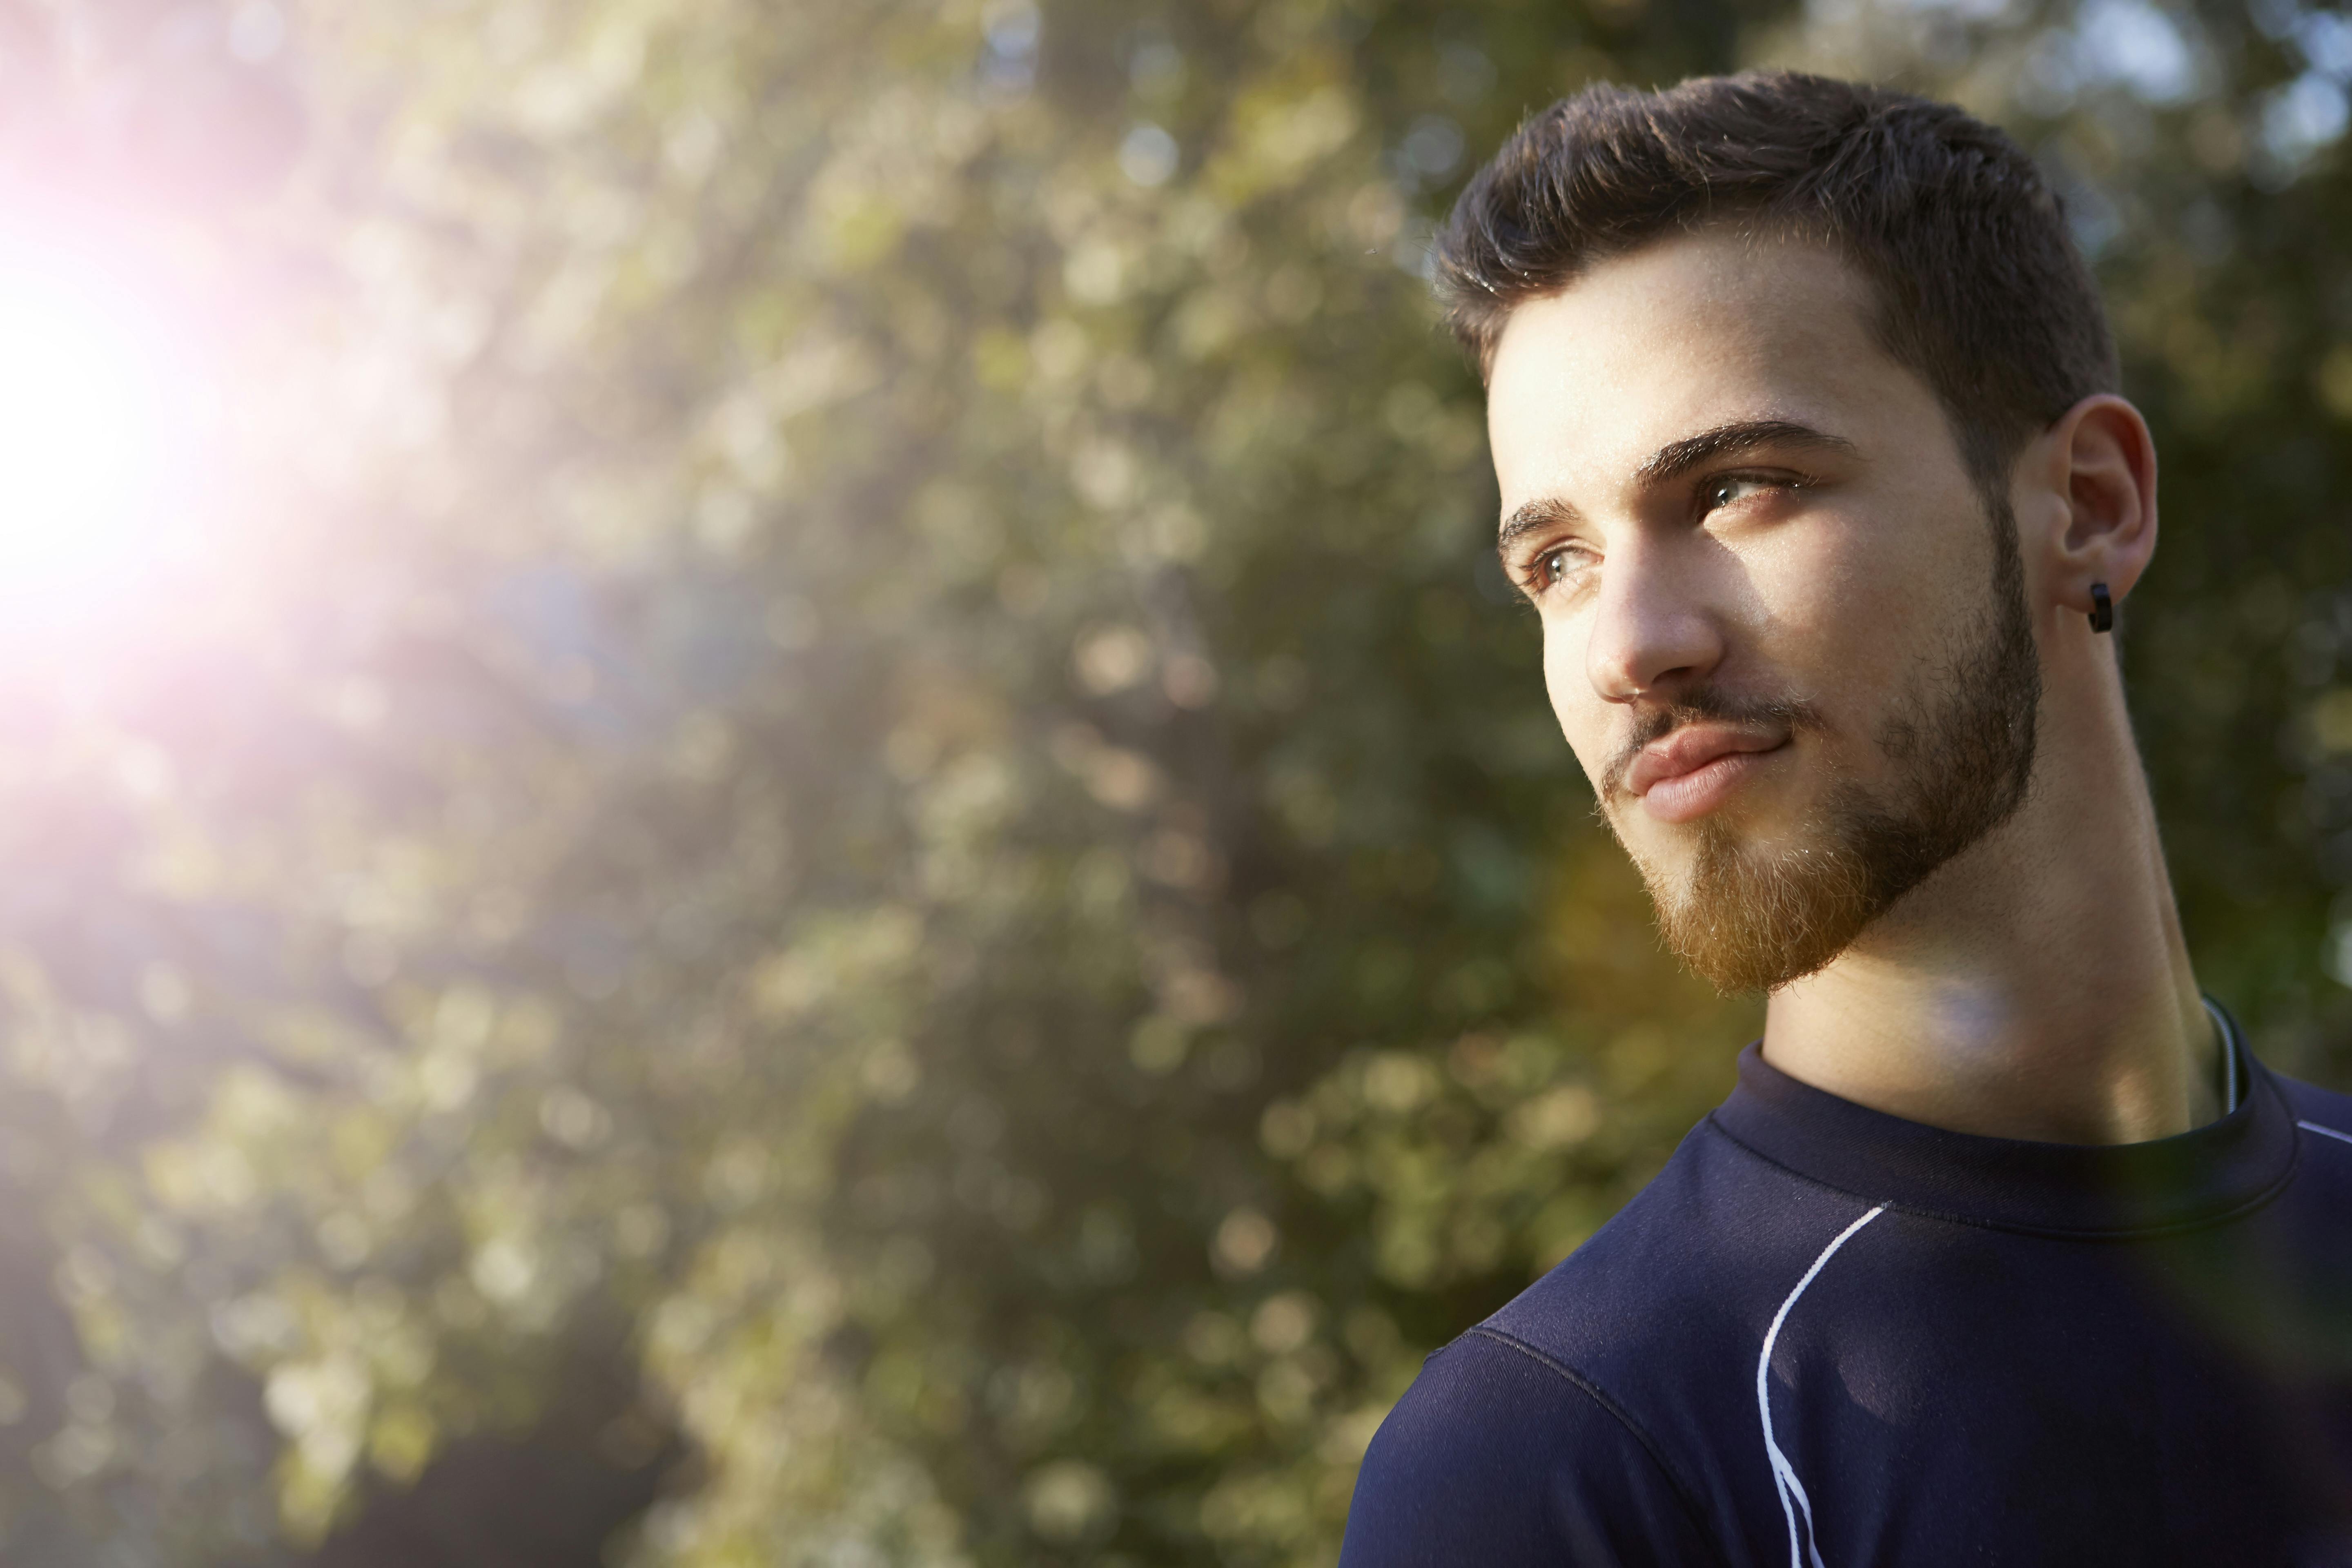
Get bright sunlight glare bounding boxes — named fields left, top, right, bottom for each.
left=0, top=227, right=207, bottom=633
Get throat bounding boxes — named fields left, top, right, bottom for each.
left=1760, top=959, right=2223, bottom=1145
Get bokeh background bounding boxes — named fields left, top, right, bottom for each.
left=0, top=0, right=2347, bottom=1561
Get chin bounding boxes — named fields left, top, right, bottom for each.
left=1619, top=801, right=1787, bottom=867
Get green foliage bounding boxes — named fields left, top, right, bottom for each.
left=0, top=0, right=2346, bottom=1564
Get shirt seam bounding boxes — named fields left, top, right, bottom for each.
left=1461, top=1324, right=1731, bottom=1568
left=1701, top=1112, right=2302, bottom=1241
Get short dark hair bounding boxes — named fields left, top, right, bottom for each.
left=1434, top=71, right=2118, bottom=494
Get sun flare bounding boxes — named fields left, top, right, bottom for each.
left=0, top=228, right=207, bottom=630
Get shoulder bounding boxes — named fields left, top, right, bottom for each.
left=1338, top=1328, right=1718, bottom=1568
left=1339, top=1118, right=1856, bottom=1568
left=1482, top=1112, right=1866, bottom=1379
left=2275, top=1068, right=2352, bottom=1192
left=2274, top=1069, right=2352, bottom=1144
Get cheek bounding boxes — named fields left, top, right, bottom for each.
left=1742, top=506, right=1947, bottom=686
left=1540, top=619, right=1610, bottom=781
left=1759, top=510, right=1919, bottom=648
left=1744, top=550, right=1851, bottom=675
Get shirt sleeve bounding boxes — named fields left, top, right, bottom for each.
left=1337, top=1328, right=1720, bottom=1568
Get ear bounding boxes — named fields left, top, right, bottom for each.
left=2026, top=394, right=2158, bottom=623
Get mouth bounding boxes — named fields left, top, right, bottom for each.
left=1623, top=724, right=1790, bottom=825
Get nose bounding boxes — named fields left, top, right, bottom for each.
left=1583, top=535, right=1726, bottom=703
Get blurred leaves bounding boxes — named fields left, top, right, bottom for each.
left=0, top=0, right=2344, bottom=1564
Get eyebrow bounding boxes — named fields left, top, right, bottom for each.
left=1495, top=418, right=1859, bottom=557
left=1635, top=418, right=1856, bottom=487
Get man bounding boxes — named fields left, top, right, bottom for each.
left=1337, top=72, right=2352, bottom=1566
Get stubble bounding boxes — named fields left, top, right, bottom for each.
left=1608, top=501, right=2042, bottom=994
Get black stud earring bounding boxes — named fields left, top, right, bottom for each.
left=2089, top=582, right=2113, bottom=634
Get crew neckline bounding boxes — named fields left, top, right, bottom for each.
left=1706, top=1004, right=2299, bottom=1237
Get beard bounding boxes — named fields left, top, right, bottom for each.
left=1608, top=501, right=2042, bottom=994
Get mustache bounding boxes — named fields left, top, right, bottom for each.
left=1599, top=687, right=1827, bottom=804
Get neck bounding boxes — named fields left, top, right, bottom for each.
left=1761, top=657, right=2220, bottom=1145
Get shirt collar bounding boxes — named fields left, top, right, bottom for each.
left=1706, top=1002, right=2299, bottom=1237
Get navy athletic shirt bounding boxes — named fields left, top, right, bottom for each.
left=1340, top=1013, right=2352, bottom=1567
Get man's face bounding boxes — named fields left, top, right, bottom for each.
left=1486, top=230, right=2040, bottom=992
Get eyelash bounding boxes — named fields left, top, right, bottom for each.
left=1513, top=470, right=1806, bottom=598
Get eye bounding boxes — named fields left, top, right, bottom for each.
left=1702, top=474, right=1783, bottom=513
left=1528, top=543, right=1587, bottom=594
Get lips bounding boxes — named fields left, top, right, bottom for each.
left=1622, top=723, right=1788, bottom=823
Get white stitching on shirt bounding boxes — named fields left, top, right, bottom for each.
left=2299, top=1120, right=2352, bottom=1147
left=1758, top=1205, right=1885, bottom=1568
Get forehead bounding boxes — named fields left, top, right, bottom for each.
left=1485, top=230, right=1938, bottom=504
